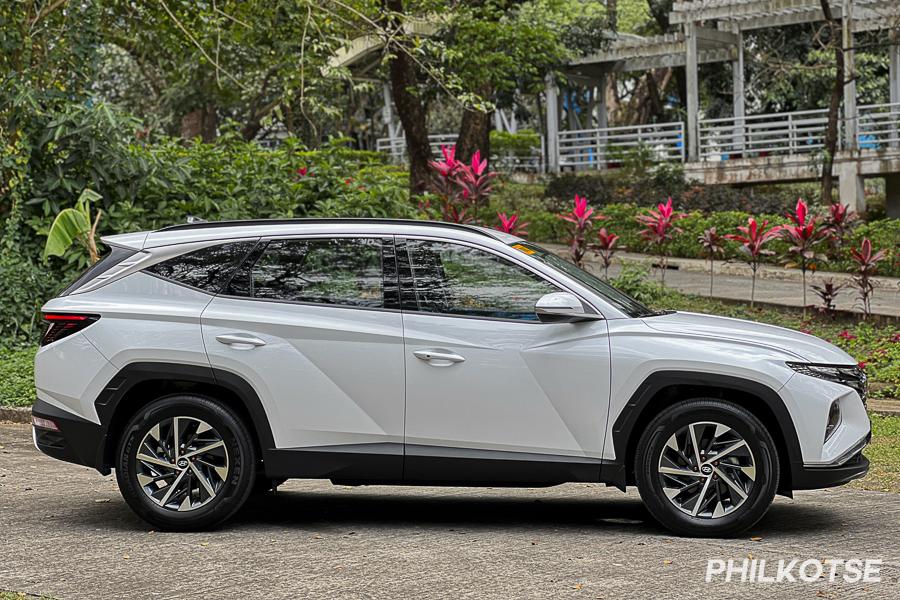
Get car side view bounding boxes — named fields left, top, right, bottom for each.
left=32, top=219, right=870, bottom=536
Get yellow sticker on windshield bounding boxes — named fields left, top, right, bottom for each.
left=511, top=244, right=535, bottom=255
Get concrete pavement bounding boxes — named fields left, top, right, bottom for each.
left=0, top=422, right=898, bottom=599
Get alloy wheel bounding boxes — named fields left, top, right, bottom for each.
left=656, top=421, right=756, bottom=519
left=135, top=416, right=230, bottom=512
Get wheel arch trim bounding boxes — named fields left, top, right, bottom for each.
left=95, top=362, right=276, bottom=469
left=604, top=371, right=803, bottom=493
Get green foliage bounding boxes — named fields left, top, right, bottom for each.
left=44, top=189, right=102, bottom=262
left=490, top=129, right=541, bottom=158
left=0, top=346, right=37, bottom=407
left=610, top=263, right=678, bottom=305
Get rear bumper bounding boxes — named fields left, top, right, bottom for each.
left=32, top=398, right=107, bottom=473
left=791, top=446, right=870, bottom=490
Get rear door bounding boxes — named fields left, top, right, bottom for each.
left=399, top=237, right=611, bottom=483
left=201, top=236, right=405, bottom=479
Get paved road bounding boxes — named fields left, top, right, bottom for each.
left=1, top=422, right=898, bottom=600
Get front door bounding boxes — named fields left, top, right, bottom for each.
left=399, top=238, right=611, bottom=483
left=202, top=236, right=405, bottom=479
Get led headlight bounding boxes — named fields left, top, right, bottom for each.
left=786, top=362, right=868, bottom=405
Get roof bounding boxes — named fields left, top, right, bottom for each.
left=104, top=218, right=505, bottom=251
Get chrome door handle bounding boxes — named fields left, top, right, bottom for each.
left=413, top=349, right=466, bottom=365
left=216, top=333, right=267, bottom=348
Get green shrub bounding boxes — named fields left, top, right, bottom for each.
left=0, top=346, right=37, bottom=407
left=490, top=129, right=541, bottom=158
left=610, top=263, right=678, bottom=305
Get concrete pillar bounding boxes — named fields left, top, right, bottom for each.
left=382, top=82, right=401, bottom=158
left=494, top=110, right=503, bottom=132
left=545, top=74, right=560, bottom=173
left=838, top=161, right=865, bottom=213
left=891, top=33, right=900, bottom=104
left=886, top=174, right=900, bottom=219
left=685, top=21, right=700, bottom=161
left=597, top=74, right=609, bottom=167
left=732, top=29, right=745, bottom=155
left=842, top=0, right=857, bottom=150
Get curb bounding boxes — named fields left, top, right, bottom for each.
left=868, top=400, right=900, bottom=418
left=0, top=406, right=31, bottom=424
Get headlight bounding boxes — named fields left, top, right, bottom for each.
left=786, top=362, right=868, bottom=405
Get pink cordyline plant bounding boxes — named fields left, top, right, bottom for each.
left=593, top=228, right=620, bottom=280
left=849, top=237, right=887, bottom=318
left=823, top=202, right=859, bottom=258
left=781, top=199, right=829, bottom=318
left=698, top=227, right=725, bottom=296
left=725, top=217, right=783, bottom=308
left=428, top=145, right=496, bottom=224
left=558, top=194, right=604, bottom=267
left=635, top=197, right=685, bottom=283
left=495, top=212, right=528, bottom=237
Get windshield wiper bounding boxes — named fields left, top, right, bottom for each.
left=643, top=309, right=676, bottom=318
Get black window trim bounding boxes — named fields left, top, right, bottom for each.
left=396, top=235, right=600, bottom=324
left=214, top=234, right=401, bottom=314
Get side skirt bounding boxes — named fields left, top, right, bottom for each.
left=264, top=443, right=612, bottom=487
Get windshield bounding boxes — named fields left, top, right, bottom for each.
left=509, top=242, right=655, bottom=318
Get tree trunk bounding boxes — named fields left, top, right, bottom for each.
left=607, top=0, right=618, bottom=32
left=820, top=0, right=844, bottom=204
left=384, top=0, right=431, bottom=196
left=456, top=83, right=493, bottom=164
left=181, top=103, right=218, bottom=143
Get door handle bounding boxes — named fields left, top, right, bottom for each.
left=216, top=333, right=267, bottom=348
left=413, top=349, right=466, bottom=365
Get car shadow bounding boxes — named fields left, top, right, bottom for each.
left=71, top=485, right=849, bottom=539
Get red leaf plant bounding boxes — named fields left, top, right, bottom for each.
left=428, top=145, right=496, bottom=224
left=849, top=237, right=887, bottom=318
left=593, top=228, right=620, bottom=280
left=635, top=197, right=685, bottom=283
left=725, top=217, right=782, bottom=308
left=780, top=198, right=829, bottom=318
left=558, top=194, right=604, bottom=267
left=823, top=202, right=859, bottom=258
left=495, top=212, right=528, bottom=237
left=698, top=227, right=725, bottom=296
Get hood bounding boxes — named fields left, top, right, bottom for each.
left=642, top=311, right=856, bottom=364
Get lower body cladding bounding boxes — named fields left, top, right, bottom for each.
left=31, top=394, right=869, bottom=492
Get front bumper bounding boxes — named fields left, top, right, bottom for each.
left=32, top=398, right=107, bottom=473
left=791, top=435, right=870, bottom=490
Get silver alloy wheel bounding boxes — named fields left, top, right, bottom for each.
left=135, top=416, right=230, bottom=512
left=657, top=421, right=756, bottom=519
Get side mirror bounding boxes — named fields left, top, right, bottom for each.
left=534, top=292, right=603, bottom=323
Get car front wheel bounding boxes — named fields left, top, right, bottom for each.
left=116, top=394, right=257, bottom=531
left=634, top=398, right=780, bottom=537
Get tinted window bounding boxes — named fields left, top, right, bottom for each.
left=59, top=245, right=137, bottom=296
left=405, top=240, right=559, bottom=321
left=227, top=238, right=384, bottom=308
left=145, top=241, right=256, bottom=293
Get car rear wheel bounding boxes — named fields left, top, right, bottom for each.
left=116, top=394, right=256, bottom=530
left=634, top=398, right=779, bottom=537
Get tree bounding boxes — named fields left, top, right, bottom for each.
left=818, top=0, right=844, bottom=205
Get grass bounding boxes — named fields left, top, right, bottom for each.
left=0, top=347, right=37, bottom=407
left=852, top=413, right=900, bottom=493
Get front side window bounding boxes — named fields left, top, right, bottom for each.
left=226, top=238, right=385, bottom=308
left=145, top=241, right=256, bottom=293
left=404, top=240, right=559, bottom=321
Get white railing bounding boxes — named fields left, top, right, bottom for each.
left=376, top=133, right=458, bottom=161
left=699, top=108, right=830, bottom=161
left=558, top=122, right=685, bottom=169
left=857, top=102, right=900, bottom=150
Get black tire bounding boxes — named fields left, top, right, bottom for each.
left=116, top=394, right=257, bottom=531
left=634, top=398, right=779, bottom=537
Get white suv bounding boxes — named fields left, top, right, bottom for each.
left=32, top=219, right=870, bottom=536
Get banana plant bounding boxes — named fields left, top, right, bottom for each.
left=43, top=189, right=103, bottom=264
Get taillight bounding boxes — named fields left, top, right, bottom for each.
left=40, top=313, right=100, bottom=346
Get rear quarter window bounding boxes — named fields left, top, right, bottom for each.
left=144, top=241, right=257, bottom=293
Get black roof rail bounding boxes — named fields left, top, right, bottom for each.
left=156, top=217, right=493, bottom=237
